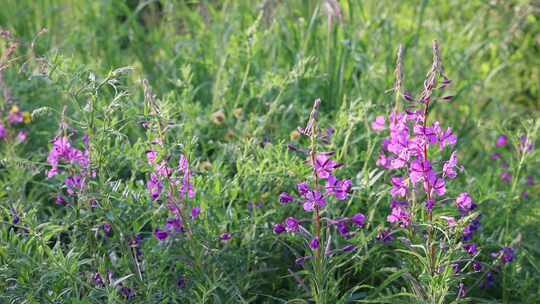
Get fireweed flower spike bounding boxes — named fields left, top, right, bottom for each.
left=274, top=98, right=364, bottom=277
left=142, top=80, right=199, bottom=241
left=374, top=41, right=484, bottom=296
left=149, top=152, right=199, bottom=240
left=45, top=122, right=92, bottom=201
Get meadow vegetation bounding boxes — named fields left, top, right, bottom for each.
left=0, top=1, right=539, bottom=303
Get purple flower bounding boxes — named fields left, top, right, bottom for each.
left=65, top=175, right=84, bottom=195
left=442, top=216, right=456, bottom=227
left=55, top=194, right=67, bottom=206
left=456, top=192, right=476, bottom=214
left=443, top=151, right=458, bottom=179
left=496, top=134, right=508, bottom=147
left=156, top=161, right=171, bottom=177
left=452, top=263, right=461, bottom=274
left=313, top=153, right=340, bottom=179
left=146, top=150, right=157, bottom=164
left=167, top=201, right=180, bottom=215
left=526, top=175, right=534, bottom=186
left=492, top=246, right=514, bottom=264
left=342, top=244, right=356, bottom=252
left=68, top=148, right=90, bottom=168
left=376, top=228, right=394, bottom=243
left=11, top=208, right=19, bottom=225
left=219, top=232, right=232, bottom=241
left=371, top=115, right=386, bottom=132
left=82, top=133, right=89, bottom=147
left=376, top=151, right=391, bottom=168
left=414, top=124, right=438, bottom=145
left=462, top=216, right=481, bottom=241
left=303, top=191, right=326, bottom=211
left=325, top=175, right=351, bottom=200
left=501, top=247, right=514, bottom=263
left=46, top=136, right=71, bottom=177
left=390, top=200, right=408, bottom=209
left=120, top=286, right=135, bottom=300
left=279, top=192, right=294, bottom=204
left=273, top=223, right=286, bottom=234
left=147, top=173, right=162, bottom=200
left=92, top=272, right=105, bottom=287
left=463, top=243, right=478, bottom=255
left=8, top=108, right=23, bottom=124
left=490, top=152, right=502, bottom=160
left=191, top=207, right=201, bottom=219
left=519, top=135, right=533, bottom=152
left=482, top=271, right=494, bottom=288
left=500, top=171, right=512, bottom=183
left=351, top=213, right=366, bottom=228
left=178, top=154, right=195, bottom=199
left=437, top=127, right=457, bottom=149
left=177, top=275, right=187, bottom=289
left=336, top=222, right=350, bottom=239
left=425, top=198, right=435, bottom=211
left=102, top=223, right=112, bottom=237
left=0, top=123, right=5, bottom=139
left=46, top=134, right=91, bottom=179
left=129, top=235, right=143, bottom=258
left=309, top=237, right=320, bottom=250
left=387, top=206, right=411, bottom=227
left=425, top=172, right=446, bottom=197
left=325, top=127, right=334, bottom=138
left=16, top=131, right=27, bottom=143
left=387, top=132, right=409, bottom=156
left=129, top=234, right=142, bottom=247
left=285, top=217, right=299, bottom=232
left=390, top=176, right=407, bottom=197
left=410, top=159, right=432, bottom=184
left=165, top=217, right=182, bottom=232
left=297, top=181, right=310, bottom=196
left=473, top=260, right=482, bottom=272
left=154, top=227, right=168, bottom=241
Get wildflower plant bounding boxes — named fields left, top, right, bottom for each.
left=45, top=115, right=93, bottom=206
left=372, top=41, right=498, bottom=302
left=274, top=98, right=366, bottom=302
left=141, top=79, right=199, bottom=241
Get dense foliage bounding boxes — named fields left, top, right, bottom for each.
left=0, top=1, right=538, bottom=303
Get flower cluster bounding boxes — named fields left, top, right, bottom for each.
left=274, top=99, right=365, bottom=260
left=146, top=147, right=198, bottom=241
left=374, top=92, right=460, bottom=228
left=46, top=125, right=93, bottom=202
left=141, top=79, right=207, bottom=242
left=372, top=41, right=503, bottom=297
